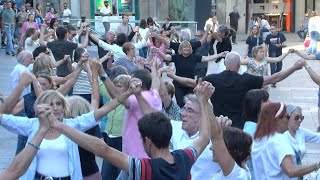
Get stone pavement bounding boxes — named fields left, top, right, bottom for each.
left=0, top=33, right=320, bottom=179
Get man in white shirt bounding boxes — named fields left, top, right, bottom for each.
left=100, top=0, right=112, bottom=33
left=62, top=3, right=71, bottom=26
left=170, top=94, right=230, bottom=180
left=258, top=15, right=270, bottom=37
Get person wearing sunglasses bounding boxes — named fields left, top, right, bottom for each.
left=284, top=105, right=320, bottom=180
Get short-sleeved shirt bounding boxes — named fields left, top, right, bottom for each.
left=114, top=58, right=139, bottom=75
left=118, top=147, right=197, bottom=180
left=252, top=133, right=295, bottom=180
left=209, top=37, right=232, bottom=61
left=229, top=12, right=240, bottom=27
left=123, top=90, right=162, bottom=158
left=2, top=9, right=15, bottom=24
left=170, top=41, right=201, bottom=55
left=172, top=54, right=202, bottom=87
left=211, top=162, right=251, bottom=180
left=100, top=6, right=111, bottom=22
left=246, top=58, right=268, bottom=76
left=162, top=100, right=181, bottom=121
left=246, top=35, right=263, bottom=56
left=265, top=32, right=286, bottom=57
left=202, top=71, right=264, bottom=128
left=47, top=39, right=78, bottom=77
left=62, top=8, right=71, bottom=23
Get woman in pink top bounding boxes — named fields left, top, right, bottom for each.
left=22, top=14, right=39, bottom=32
left=45, top=7, right=57, bottom=26
left=149, top=37, right=166, bottom=68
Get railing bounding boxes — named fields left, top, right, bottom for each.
left=58, top=18, right=198, bottom=36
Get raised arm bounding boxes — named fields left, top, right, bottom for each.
left=150, top=58, right=160, bottom=90
left=155, top=48, right=172, bottom=61
left=78, top=31, right=89, bottom=48
left=48, top=114, right=130, bottom=173
left=191, top=80, right=212, bottom=156
left=266, top=51, right=290, bottom=63
left=302, top=60, right=320, bottom=85
left=167, top=69, right=197, bottom=88
left=0, top=105, right=50, bottom=179
left=263, top=59, right=303, bottom=86
left=293, top=50, right=317, bottom=60
left=39, top=24, right=48, bottom=46
left=199, top=24, right=211, bottom=46
left=90, top=60, right=101, bottom=109
left=152, top=33, right=170, bottom=47
left=201, top=51, right=227, bottom=62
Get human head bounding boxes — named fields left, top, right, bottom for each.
left=66, top=25, right=77, bottom=40
left=25, top=27, right=37, bottom=38
left=139, top=19, right=147, bottom=29
left=34, top=90, right=69, bottom=121
left=208, top=12, right=214, bottom=19
left=147, top=17, right=154, bottom=27
left=270, top=24, right=278, bottom=35
left=25, top=3, right=31, bottom=10
left=219, top=127, right=252, bottom=167
left=49, top=7, right=55, bottom=13
left=56, top=26, right=67, bottom=39
left=36, top=74, right=55, bottom=91
left=33, top=45, right=48, bottom=59
left=224, top=52, right=241, bottom=72
left=109, top=65, right=128, bottom=80
left=217, top=25, right=229, bottom=37
left=258, top=15, right=264, bottom=20
left=49, top=18, right=58, bottom=29
left=27, top=14, right=35, bottom=22
left=105, top=31, right=116, bottom=43
left=138, top=112, right=172, bottom=153
left=286, top=105, right=303, bottom=132
left=180, top=29, right=191, bottom=41
left=64, top=3, right=68, bottom=9
left=33, top=53, right=54, bottom=75
left=115, top=33, right=128, bottom=46
left=20, top=5, right=26, bottom=12
left=12, top=2, right=16, bottom=9
left=74, top=48, right=88, bottom=63
left=251, top=25, right=259, bottom=36
left=122, top=14, right=129, bottom=24
left=252, top=45, right=265, bottom=60
left=178, top=40, right=193, bottom=55
left=164, top=81, right=175, bottom=98
left=311, top=11, right=318, bottom=17
left=5, top=1, right=11, bottom=9
left=67, top=96, right=93, bottom=118
left=233, top=6, right=238, bottom=12
left=181, top=94, right=200, bottom=136
left=254, top=102, right=290, bottom=140
left=194, top=30, right=204, bottom=41
left=113, top=74, right=131, bottom=93
left=243, top=89, right=269, bottom=122
left=104, top=0, right=109, bottom=6
left=122, top=42, right=135, bottom=56
left=17, top=51, right=34, bottom=66
left=81, top=15, right=86, bottom=22
left=131, top=69, right=152, bottom=90
left=164, top=17, right=170, bottom=24
left=36, top=3, right=41, bottom=10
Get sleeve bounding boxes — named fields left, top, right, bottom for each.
left=25, top=37, right=33, bottom=46
left=245, top=73, right=263, bottom=89
left=171, top=54, right=178, bottom=63
left=276, top=136, right=295, bottom=166
left=201, top=74, right=215, bottom=84
left=117, top=157, right=142, bottom=180
left=70, top=42, right=78, bottom=50
left=191, top=41, right=201, bottom=51
left=133, top=39, right=146, bottom=49
left=265, top=35, right=270, bottom=45
left=65, top=111, right=98, bottom=132
left=1, top=114, right=35, bottom=136
left=258, top=37, right=263, bottom=45
left=246, top=37, right=250, bottom=45
left=300, top=127, right=320, bottom=143
left=169, top=42, right=180, bottom=52
left=77, top=21, right=81, bottom=28
left=183, top=146, right=198, bottom=164
left=100, top=7, right=104, bottom=13
left=280, top=33, right=286, bottom=43
left=195, top=54, right=202, bottom=63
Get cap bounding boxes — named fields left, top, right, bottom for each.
left=81, top=14, right=86, bottom=18
left=104, top=0, right=109, bottom=2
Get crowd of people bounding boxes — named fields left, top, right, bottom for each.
left=0, top=1, right=320, bottom=180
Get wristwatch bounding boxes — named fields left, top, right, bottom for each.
left=100, top=74, right=108, bottom=81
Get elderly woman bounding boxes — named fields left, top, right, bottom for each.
left=157, top=40, right=227, bottom=107
left=284, top=105, right=320, bottom=179
left=0, top=74, right=135, bottom=179
left=252, top=102, right=320, bottom=179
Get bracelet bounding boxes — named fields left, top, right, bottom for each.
left=28, top=142, right=40, bottom=150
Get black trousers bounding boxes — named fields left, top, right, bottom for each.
left=230, top=25, right=238, bottom=43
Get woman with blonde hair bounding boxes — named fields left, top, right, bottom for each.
left=0, top=64, right=137, bottom=179
left=251, top=102, right=320, bottom=179
left=157, top=40, right=227, bottom=107
left=244, top=25, right=263, bottom=58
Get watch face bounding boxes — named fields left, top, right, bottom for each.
left=100, top=76, right=106, bottom=81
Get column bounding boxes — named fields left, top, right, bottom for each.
left=70, top=0, right=80, bottom=18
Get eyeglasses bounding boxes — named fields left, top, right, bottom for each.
left=194, top=34, right=202, bottom=37
left=181, top=107, right=199, bottom=114
left=293, top=115, right=304, bottom=122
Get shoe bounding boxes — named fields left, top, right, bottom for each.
left=6, top=52, right=10, bottom=55
left=271, top=84, right=276, bottom=88
left=12, top=53, right=16, bottom=56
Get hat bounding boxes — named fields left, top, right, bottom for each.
left=81, top=14, right=86, bottom=18
left=104, top=0, right=109, bottom=2
left=286, top=104, right=302, bottom=116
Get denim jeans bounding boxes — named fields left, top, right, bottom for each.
left=4, top=25, right=15, bottom=54
left=139, top=46, right=148, bottom=58
left=296, top=28, right=308, bottom=39
left=308, top=31, right=319, bottom=55
left=101, top=133, right=122, bottom=180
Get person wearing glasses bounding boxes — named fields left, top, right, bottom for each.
left=284, top=105, right=320, bottom=179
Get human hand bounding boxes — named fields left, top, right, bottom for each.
left=134, top=57, right=145, bottom=69
left=134, top=26, right=140, bottom=33
left=90, top=59, right=102, bottom=73
left=194, top=79, right=215, bottom=101
left=293, top=59, right=305, bottom=70
left=206, top=24, right=212, bottom=32
left=129, top=78, right=142, bottom=95
left=35, top=104, right=51, bottom=131
left=216, top=115, right=232, bottom=127
left=63, top=55, right=70, bottom=61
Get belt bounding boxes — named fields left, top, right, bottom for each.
left=35, top=172, right=71, bottom=180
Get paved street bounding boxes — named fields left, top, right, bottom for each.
left=0, top=33, right=320, bottom=178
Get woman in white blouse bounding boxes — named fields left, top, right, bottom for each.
left=285, top=105, right=320, bottom=179
left=252, top=102, right=320, bottom=180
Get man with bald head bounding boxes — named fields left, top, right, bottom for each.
left=168, top=52, right=304, bottom=128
